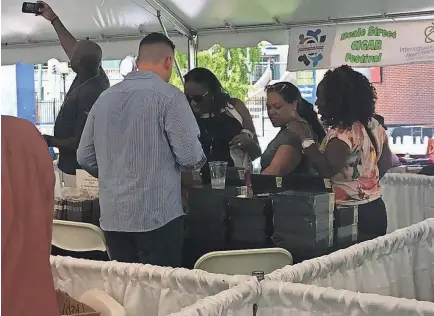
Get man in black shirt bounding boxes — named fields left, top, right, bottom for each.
left=38, top=1, right=110, bottom=184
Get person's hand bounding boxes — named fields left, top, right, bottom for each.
left=36, top=1, right=56, bottom=21
left=42, top=134, right=53, bottom=147
left=229, top=133, right=253, bottom=149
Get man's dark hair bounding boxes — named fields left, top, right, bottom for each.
left=139, top=32, right=175, bottom=50
left=74, top=40, right=102, bottom=70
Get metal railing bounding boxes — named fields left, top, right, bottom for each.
left=35, top=97, right=269, bottom=133
left=245, top=97, right=434, bottom=150
left=36, top=99, right=62, bottom=125
left=245, top=97, right=269, bottom=137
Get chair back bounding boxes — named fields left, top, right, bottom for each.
left=79, top=289, right=126, bottom=316
left=194, top=248, right=292, bottom=275
left=52, top=220, right=108, bottom=257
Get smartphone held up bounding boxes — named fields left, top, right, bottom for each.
left=22, top=2, right=43, bottom=14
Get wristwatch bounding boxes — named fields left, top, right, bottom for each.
left=301, top=138, right=315, bottom=152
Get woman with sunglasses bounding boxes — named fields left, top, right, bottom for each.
left=261, top=82, right=325, bottom=176
left=184, top=68, right=261, bottom=182
left=289, top=65, right=393, bottom=242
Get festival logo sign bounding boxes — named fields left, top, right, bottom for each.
left=288, top=20, right=434, bottom=70
left=425, top=22, right=434, bottom=44
left=339, top=26, right=397, bottom=65
left=297, top=29, right=327, bottom=67
left=400, top=22, right=434, bottom=63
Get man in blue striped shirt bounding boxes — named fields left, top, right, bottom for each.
left=77, top=33, right=206, bottom=267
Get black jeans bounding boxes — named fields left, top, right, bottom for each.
left=357, top=197, right=388, bottom=242
left=104, top=216, right=184, bottom=267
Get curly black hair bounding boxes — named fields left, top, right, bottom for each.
left=319, top=65, right=377, bottom=128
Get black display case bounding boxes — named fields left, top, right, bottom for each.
left=271, top=191, right=335, bottom=263
left=182, top=185, right=238, bottom=268
left=226, top=196, right=274, bottom=250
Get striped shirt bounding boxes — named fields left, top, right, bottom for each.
left=77, top=71, right=206, bottom=232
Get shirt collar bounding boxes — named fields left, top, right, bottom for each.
left=124, top=71, right=160, bottom=80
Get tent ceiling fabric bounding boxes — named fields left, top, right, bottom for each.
left=2, top=0, right=434, bottom=64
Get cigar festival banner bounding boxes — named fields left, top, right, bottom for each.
left=287, top=20, right=434, bottom=70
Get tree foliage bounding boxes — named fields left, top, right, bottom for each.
left=169, top=45, right=261, bottom=101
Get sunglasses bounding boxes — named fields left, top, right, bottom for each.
left=185, top=91, right=209, bottom=104
left=265, top=83, right=288, bottom=93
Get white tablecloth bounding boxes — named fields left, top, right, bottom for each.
left=381, top=173, right=434, bottom=232
left=267, top=219, right=434, bottom=301
left=168, top=278, right=259, bottom=316
left=168, top=280, right=434, bottom=316
left=257, top=281, right=434, bottom=316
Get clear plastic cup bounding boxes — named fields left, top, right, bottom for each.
left=237, top=186, right=248, bottom=197
left=209, top=161, right=228, bottom=189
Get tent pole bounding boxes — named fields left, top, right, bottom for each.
left=144, top=0, right=191, bottom=37
left=157, top=11, right=184, bottom=84
left=188, top=33, right=198, bottom=70
left=37, top=64, right=43, bottom=100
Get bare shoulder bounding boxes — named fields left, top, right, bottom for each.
left=286, top=120, right=311, bottom=133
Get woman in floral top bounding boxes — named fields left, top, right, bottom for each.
left=291, top=65, right=393, bottom=242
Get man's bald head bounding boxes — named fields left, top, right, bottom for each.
left=71, top=40, right=102, bottom=74
left=136, top=33, right=175, bottom=82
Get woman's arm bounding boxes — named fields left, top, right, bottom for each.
left=378, top=140, right=393, bottom=178
left=304, top=139, right=351, bottom=178
left=262, top=145, right=301, bottom=176
left=287, top=123, right=351, bottom=178
left=230, top=99, right=262, bottom=160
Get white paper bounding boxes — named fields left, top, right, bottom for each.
left=76, top=170, right=99, bottom=196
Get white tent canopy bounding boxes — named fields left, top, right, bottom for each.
left=2, top=0, right=434, bottom=64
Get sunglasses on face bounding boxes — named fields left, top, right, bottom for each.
left=185, top=91, right=209, bottom=104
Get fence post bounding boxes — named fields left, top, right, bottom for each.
left=52, top=100, right=56, bottom=123
left=261, top=97, right=265, bottom=137
left=35, top=98, right=39, bottom=124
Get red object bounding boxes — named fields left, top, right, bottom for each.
left=428, top=139, right=434, bottom=157
left=370, top=67, right=381, bottom=83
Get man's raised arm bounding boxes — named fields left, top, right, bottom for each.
left=37, top=1, right=77, bottom=59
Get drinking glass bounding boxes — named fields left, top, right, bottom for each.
left=208, top=161, right=228, bottom=189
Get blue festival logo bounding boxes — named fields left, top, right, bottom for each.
left=297, top=29, right=327, bottom=67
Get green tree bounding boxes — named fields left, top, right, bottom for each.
left=169, top=45, right=261, bottom=101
